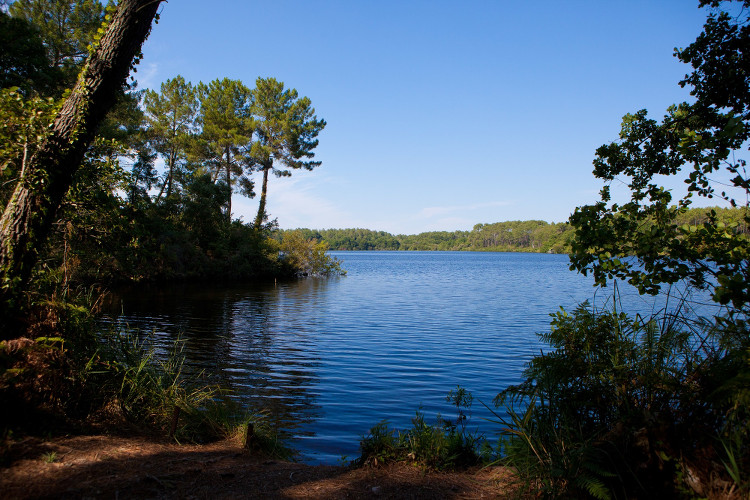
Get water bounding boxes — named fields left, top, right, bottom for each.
left=99, top=251, right=713, bottom=464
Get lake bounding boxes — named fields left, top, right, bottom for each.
left=99, top=251, right=710, bottom=464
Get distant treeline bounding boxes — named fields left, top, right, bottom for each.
left=279, top=220, right=573, bottom=253
left=279, top=207, right=748, bottom=253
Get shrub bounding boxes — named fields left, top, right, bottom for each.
left=495, top=298, right=749, bottom=498
left=356, top=387, right=488, bottom=470
left=279, top=230, right=345, bottom=277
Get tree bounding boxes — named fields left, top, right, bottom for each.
left=126, top=146, right=157, bottom=207
left=500, top=4, right=750, bottom=495
left=196, top=78, right=254, bottom=221
left=0, top=88, right=58, bottom=205
left=0, top=12, right=61, bottom=95
left=248, top=77, right=326, bottom=229
left=279, top=230, right=344, bottom=277
left=8, top=0, right=108, bottom=88
left=569, top=0, right=749, bottom=315
left=143, top=75, right=198, bottom=201
left=0, top=0, right=162, bottom=336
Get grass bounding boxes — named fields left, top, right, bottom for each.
left=91, top=327, right=294, bottom=456
left=1, top=293, right=293, bottom=460
left=356, top=387, right=491, bottom=470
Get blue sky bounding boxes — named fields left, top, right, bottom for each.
left=136, top=1, right=711, bottom=235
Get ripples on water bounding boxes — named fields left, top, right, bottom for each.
left=99, top=251, right=715, bottom=464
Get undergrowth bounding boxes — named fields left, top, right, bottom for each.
left=0, top=285, right=290, bottom=460
left=356, top=386, right=490, bottom=470
left=493, top=294, right=750, bottom=499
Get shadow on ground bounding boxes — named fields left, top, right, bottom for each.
left=0, top=435, right=517, bottom=499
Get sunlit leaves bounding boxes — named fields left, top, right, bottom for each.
left=569, top=1, right=750, bottom=314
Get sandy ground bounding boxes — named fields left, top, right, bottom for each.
left=0, top=434, right=520, bottom=499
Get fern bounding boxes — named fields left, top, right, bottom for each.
left=575, top=474, right=612, bottom=500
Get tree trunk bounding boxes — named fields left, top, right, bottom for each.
left=224, top=146, right=232, bottom=222
left=0, top=0, right=162, bottom=337
left=254, top=165, right=270, bottom=230
left=166, top=147, right=176, bottom=199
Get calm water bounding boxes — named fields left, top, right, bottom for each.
left=99, top=251, right=710, bottom=464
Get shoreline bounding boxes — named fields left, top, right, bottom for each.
left=1, top=433, right=519, bottom=499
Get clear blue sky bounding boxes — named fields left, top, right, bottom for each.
left=137, top=1, right=711, bottom=235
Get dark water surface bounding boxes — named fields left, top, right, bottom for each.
left=100, top=251, right=709, bottom=464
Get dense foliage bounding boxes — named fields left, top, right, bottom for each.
left=0, top=2, right=334, bottom=296
left=499, top=1, right=750, bottom=498
left=279, top=230, right=345, bottom=277
left=0, top=0, right=339, bottom=448
left=569, top=1, right=750, bottom=312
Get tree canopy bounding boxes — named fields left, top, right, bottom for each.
left=0, top=0, right=162, bottom=333
left=143, top=75, right=198, bottom=202
left=569, top=0, right=750, bottom=314
left=249, top=77, right=326, bottom=229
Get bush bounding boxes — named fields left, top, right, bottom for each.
left=495, top=298, right=750, bottom=498
left=279, top=230, right=345, bottom=277
left=356, top=387, right=489, bottom=470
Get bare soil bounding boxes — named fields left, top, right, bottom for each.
left=0, top=434, right=520, bottom=499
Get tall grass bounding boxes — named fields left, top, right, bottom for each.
left=356, top=386, right=490, bottom=469
left=1, top=293, right=292, bottom=457
left=90, top=327, right=292, bottom=455
left=493, top=293, right=750, bottom=498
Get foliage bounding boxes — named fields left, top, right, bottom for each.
left=279, top=210, right=744, bottom=254
left=1, top=0, right=332, bottom=296
left=0, top=0, right=333, bottom=467
left=142, top=75, right=198, bottom=202
left=496, top=298, right=749, bottom=498
left=498, top=3, right=750, bottom=497
left=279, top=230, right=345, bottom=277
left=0, top=306, right=271, bottom=445
left=356, top=387, right=489, bottom=470
left=195, top=77, right=254, bottom=220
left=283, top=228, right=402, bottom=251
left=8, top=0, right=108, bottom=88
left=0, top=87, right=58, bottom=204
left=0, top=12, right=61, bottom=95
left=568, top=0, right=750, bottom=314
left=96, top=330, right=225, bottom=441
left=278, top=220, right=583, bottom=253
left=233, top=409, right=295, bottom=461
left=0, top=0, right=164, bottom=335
left=248, top=77, right=326, bottom=229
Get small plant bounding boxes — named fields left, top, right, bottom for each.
left=41, top=451, right=57, bottom=463
left=357, top=420, right=399, bottom=466
left=234, top=409, right=295, bottom=461
left=356, top=387, right=488, bottom=469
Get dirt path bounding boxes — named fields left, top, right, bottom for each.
left=0, top=434, right=519, bottom=499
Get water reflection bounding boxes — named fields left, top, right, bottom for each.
left=99, top=280, right=327, bottom=441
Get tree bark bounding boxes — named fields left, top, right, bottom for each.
left=225, top=146, right=232, bottom=222
left=0, top=0, right=162, bottom=336
left=254, top=165, right=270, bottom=230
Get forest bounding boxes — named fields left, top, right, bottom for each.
left=1, top=0, right=749, bottom=498
left=0, top=0, right=338, bottom=295
left=281, top=206, right=748, bottom=253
